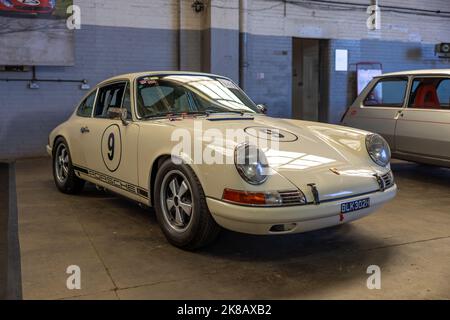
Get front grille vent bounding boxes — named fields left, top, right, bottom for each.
left=381, top=171, right=394, bottom=189
left=279, top=190, right=306, bottom=205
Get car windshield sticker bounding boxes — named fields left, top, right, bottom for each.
left=139, top=78, right=158, bottom=86
left=218, top=78, right=239, bottom=90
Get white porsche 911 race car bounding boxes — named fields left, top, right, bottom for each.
left=47, top=72, right=397, bottom=249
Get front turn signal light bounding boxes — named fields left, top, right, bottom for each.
left=222, top=189, right=267, bottom=205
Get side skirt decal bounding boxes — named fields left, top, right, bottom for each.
left=73, top=164, right=149, bottom=200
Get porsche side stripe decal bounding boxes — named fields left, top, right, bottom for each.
left=74, top=166, right=89, bottom=174
left=72, top=164, right=149, bottom=199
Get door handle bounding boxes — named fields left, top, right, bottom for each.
left=80, top=126, right=90, bottom=133
left=395, top=111, right=404, bottom=120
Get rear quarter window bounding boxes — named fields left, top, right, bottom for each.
left=77, top=90, right=97, bottom=117
left=437, top=79, right=450, bottom=109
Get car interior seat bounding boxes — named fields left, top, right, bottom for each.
left=102, top=87, right=124, bottom=117
left=413, top=83, right=440, bottom=109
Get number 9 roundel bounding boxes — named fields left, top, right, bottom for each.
left=101, top=124, right=122, bottom=172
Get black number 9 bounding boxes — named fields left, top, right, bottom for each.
left=107, top=133, right=115, bottom=161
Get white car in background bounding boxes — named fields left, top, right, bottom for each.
left=342, top=69, right=450, bottom=167
left=47, top=72, right=397, bottom=249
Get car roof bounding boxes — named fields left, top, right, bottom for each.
left=378, top=69, right=450, bottom=77
left=97, top=71, right=228, bottom=86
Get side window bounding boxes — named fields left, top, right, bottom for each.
left=408, top=77, right=450, bottom=110
left=94, top=82, right=126, bottom=118
left=76, top=90, right=96, bottom=117
left=437, top=79, right=450, bottom=109
left=364, top=77, right=408, bottom=107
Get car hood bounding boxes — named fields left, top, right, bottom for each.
left=142, top=114, right=388, bottom=201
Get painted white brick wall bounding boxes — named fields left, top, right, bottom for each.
left=209, top=0, right=239, bottom=29
left=74, top=0, right=179, bottom=30
left=247, top=0, right=450, bottom=44
left=74, top=0, right=240, bottom=30
left=74, top=0, right=449, bottom=44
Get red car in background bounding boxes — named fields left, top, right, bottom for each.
left=0, top=0, right=56, bottom=15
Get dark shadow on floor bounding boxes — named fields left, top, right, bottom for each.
left=391, top=161, right=450, bottom=188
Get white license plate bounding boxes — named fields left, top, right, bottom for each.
left=341, top=198, right=370, bottom=214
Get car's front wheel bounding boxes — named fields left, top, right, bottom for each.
left=154, top=160, right=221, bottom=250
left=52, top=138, right=85, bottom=194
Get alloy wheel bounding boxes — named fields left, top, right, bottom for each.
left=55, top=144, right=69, bottom=184
left=160, top=170, right=194, bottom=232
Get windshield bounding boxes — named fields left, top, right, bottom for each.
left=135, top=74, right=260, bottom=118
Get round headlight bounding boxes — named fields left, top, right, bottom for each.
left=234, top=143, right=269, bottom=185
left=365, top=134, right=391, bottom=167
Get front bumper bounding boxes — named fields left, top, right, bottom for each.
left=207, top=184, right=397, bottom=235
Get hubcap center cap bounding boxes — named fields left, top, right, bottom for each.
left=174, top=196, right=180, bottom=206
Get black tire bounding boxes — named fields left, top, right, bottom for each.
left=154, top=159, right=221, bottom=250
left=52, top=137, right=85, bottom=194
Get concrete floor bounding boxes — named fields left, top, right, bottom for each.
left=16, top=158, right=450, bottom=299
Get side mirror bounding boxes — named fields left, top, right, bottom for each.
left=256, top=104, right=268, bottom=114
left=108, top=107, right=129, bottom=126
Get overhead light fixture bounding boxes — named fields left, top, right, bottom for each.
left=436, top=43, right=450, bottom=58
left=80, top=79, right=90, bottom=90
left=192, top=0, right=205, bottom=13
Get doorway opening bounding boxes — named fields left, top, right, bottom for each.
left=292, top=38, right=328, bottom=122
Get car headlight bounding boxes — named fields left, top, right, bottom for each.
left=365, top=134, right=391, bottom=167
left=234, top=143, right=269, bottom=185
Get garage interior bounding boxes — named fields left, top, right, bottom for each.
left=1, top=0, right=450, bottom=300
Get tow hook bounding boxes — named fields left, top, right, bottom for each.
left=307, top=183, right=320, bottom=205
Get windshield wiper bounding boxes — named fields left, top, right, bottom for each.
left=205, top=110, right=253, bottom=116
left=141, top=109, right=255, bottom=120
left=141, top=111, right=211, bottom=119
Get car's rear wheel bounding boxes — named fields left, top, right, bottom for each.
left=53, top=138, right=85, bottom=194
left=154, top=160, right=221, bottom=250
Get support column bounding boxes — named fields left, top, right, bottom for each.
left=239, top=0, right=250, bottom=89
left=204, top=0, right=240, bottom=83
left=179, top=0, right=206, bottom=71
left=178, top=0, right=240, bottom=82
left=0, top=162, right=22, bottom=300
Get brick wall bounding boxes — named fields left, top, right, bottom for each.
left=239, top=0, right=450, bottom=122
left=0, top=25, right=178, bottom=159
left=1, top=0, right=450, bottom=158
left=242, top=33, right=293, bottom=118
left=247, top=0, right=450, bottom=44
